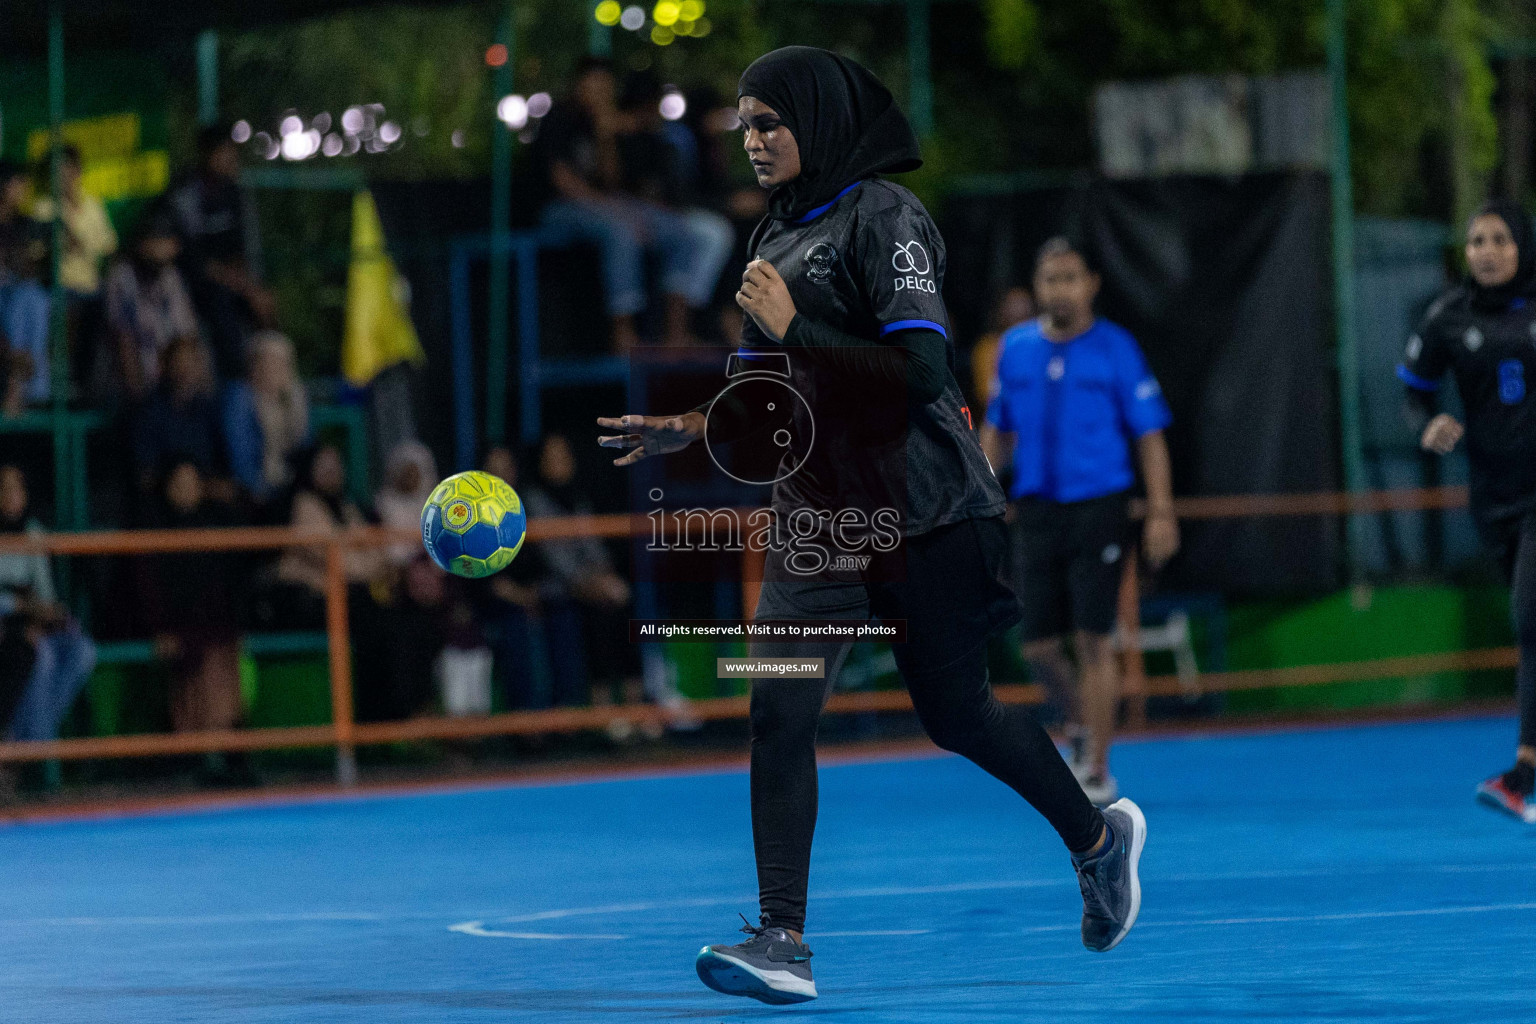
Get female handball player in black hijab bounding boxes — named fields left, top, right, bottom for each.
left=1400, top=198, right=1536, bottom=823
left=598, top=46, right=1145, bottom=1004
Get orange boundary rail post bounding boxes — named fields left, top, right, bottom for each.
left=325, top=538, right=358, bottom=788
left=1117, top=559, right=1147, bottom=729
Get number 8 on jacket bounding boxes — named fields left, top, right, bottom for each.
left=420, top=470, right=527, bottom=578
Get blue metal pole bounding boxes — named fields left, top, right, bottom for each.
left=515, top=236, right=542, bottom=447
left=486, top=3, right=515, bottom=458
left=449, top=241, right=476, bottom=470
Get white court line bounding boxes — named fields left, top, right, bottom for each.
left=1013, top=901, right=1536, bottom=934
left=811, top=929, right=931, bottom=937
left=2, top=862, right=1523, bottom=931
left=4, top=911, right=390, bottom=927
left=448, top=921, right=629, bottom=940
left=484, top=862, right=1527, bottom=926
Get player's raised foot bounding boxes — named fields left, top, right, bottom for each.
left=1476, top=764, right=1536, bottom=823
left=1080, top=770, right=1119, bottom=807
left=696, top=915, right=817, bottom=1005
left=1074, top=797, right=1147, bottom=952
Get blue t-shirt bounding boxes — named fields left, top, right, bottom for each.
left=984, top=317, right=1171, bottom=503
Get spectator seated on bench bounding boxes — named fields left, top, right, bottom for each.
left=531, top=57, right=733, bottom=352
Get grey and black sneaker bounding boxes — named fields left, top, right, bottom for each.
left=696, top=915, right=817, bottom=1004
left=1073, top=797, right=1147, bottom=952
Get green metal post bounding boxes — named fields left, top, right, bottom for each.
left=44, top=3, right=69, bottom=789
left=486, top=2, right=515, bottom=457
left=47, top=3, right=71, bottom=531
left=589, top=5, right=612, bottom=56
left=196, top=30, right=220, bottom=126
left=1327, top=0, right=1366, bottom=576
left=906, top=0, right=933, bottom=137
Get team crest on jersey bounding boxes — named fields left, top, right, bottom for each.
left=804, top=243, right=838, bottom=283
left=1464, top=326, right=1484, bottom=352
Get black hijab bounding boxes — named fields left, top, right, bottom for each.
left=1467, top=198, right=1536, bottom=312
left=738, top=46, right=922, bottom=221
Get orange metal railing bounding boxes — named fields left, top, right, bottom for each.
left=0, top=486, right=1511, bottom=785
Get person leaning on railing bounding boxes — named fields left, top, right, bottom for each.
left=134, top=457, right=247, bottom=750
left=470, top=445, right=585, bottom=711
left=0, top=464, right=96, bottom=747
left=525, top=434, right=634, bottom=706
left=221, top=330, right=311, bottom=520
left=269, top=443, right=391, bottom=628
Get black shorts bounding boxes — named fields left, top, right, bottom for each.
left=1480, top=510, right=1536, bottom=584
left=1012, top=491, right=1131, bottom=641
left=752, top=515, right=1021, bottom=677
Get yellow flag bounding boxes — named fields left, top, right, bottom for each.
left=342, top=190, right=425, bottom=385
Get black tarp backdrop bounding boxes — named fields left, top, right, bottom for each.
left=943, top=172, right=1342, bottom=597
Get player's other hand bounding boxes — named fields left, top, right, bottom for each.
left=1143, top=511, right=1180, bottom=570
left=597, top=411, right=706, bottom=466
left=1420, top=413, right=1464, bottom=455
left=737, top=259, right=798, bottom=341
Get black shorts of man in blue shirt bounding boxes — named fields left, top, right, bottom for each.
left=980, top=237, right=1179, bottom=806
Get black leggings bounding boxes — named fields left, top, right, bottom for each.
left=1504, top=516, right=1536, bottom=750
left=748, top=636, right=1104, bottom=935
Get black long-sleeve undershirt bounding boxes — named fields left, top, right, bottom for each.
left=694, top=322, right=949, bottom=443
left=783, top=318, right=950, bottom=404
left=1404, top=384, right=1438, bottom=434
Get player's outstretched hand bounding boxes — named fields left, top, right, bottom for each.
left=1420, top=413, right=1464, bottom=455
left=597, top=412, right=706, bottom=466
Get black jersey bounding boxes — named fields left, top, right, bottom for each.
left=740, top=178, right=1006, bottom=536
left=1399, top=287, right=1536, bottom=522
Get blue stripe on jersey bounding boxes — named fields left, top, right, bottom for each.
left=881, top=318, right=947, bottom=339
left=795, top=182, right=863, bottom=223
left=1396, top=364, right=1441, bottom=392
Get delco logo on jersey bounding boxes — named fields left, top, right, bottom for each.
left=892, top=240, right=936, bottom=293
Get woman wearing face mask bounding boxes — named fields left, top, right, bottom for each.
left=1399, top=199, right=1536, bottom=822
left=596, top=47, right=1143, bottom=1004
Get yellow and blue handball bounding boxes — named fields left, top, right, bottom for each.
left=420, top=470, right=527, bottom=578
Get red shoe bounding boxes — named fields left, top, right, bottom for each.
left=1476, top=772, right=1536, bottom=823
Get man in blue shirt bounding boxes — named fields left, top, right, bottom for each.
left=979, top=237, right=1178, bottom=806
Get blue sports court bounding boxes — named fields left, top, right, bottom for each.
left=2, top=714, right=1533, bottom=1023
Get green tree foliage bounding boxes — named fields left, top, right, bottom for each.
left=216, top=1, right=1523, bottom=230
left=1346, top=0, right=1500, bottom=221
left=222, top=5, right=493, bottom=178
